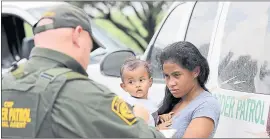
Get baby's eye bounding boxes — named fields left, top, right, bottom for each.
left=140, top=79, right=145, bottom=82
left=128, top=80, right=134, bottom=84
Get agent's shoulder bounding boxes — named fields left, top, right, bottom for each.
left=62, top=72, right=114, bottom=95
left=65, top=77, right=108, bottom=91
left=59, top=75, right=117, bottom=107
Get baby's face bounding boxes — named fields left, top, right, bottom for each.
left=121, top=66, right=153, bottom=99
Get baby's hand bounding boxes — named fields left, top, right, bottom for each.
left=159, top=112, right=174, bottom=123
left=157, top=119, right=172, bottom=130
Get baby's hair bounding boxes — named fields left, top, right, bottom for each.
left=120, top=57, right=152, bottom=82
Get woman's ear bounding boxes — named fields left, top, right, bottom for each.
left=193, top=66, right=200, bottom=79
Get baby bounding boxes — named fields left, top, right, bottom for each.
left=120, top=57, right=157, bottom=126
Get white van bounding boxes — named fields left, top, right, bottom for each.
left=87, top=1, right=270, bottom=138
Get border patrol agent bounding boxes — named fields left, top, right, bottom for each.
left=1, top=3, right=164, bottom=138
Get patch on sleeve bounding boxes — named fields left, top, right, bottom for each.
left=111, top=96, right=137, bottom=125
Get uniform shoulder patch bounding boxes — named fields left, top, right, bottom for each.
left=111, top=96, right=137, bottom=125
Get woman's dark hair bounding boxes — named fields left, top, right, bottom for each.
left=157, top=41, right=210, bottom=115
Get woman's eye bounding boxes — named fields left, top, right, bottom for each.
left=172, top=73, right=181, bottom=77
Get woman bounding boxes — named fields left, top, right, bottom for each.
left=156, top=41, right=221, bottom=138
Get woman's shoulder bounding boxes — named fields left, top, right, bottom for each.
left=177, top=91, right=220, bottom=118
left=199, top=91, right=220, bottom=104
left=193, top=91, right=221, bottom=114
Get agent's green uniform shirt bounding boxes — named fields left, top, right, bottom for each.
left=2, top=47, right=164, bottom=138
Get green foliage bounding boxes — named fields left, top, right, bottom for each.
left=68, top=1, right=170, bottom=53
left=24, top=22, right=33, bottom=37
left=94, top=19, right=144, bottom=53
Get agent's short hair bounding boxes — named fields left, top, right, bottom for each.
left=120, top=57, right=152, bottom=82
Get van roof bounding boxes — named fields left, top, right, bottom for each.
left=2, top=2, right=67, bottom=10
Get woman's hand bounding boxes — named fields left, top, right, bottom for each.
left=159, top=112, right=174, bottom=123
left=133, top=105, right=149, bottom=123
left=157, top=119, right=172, bottom=130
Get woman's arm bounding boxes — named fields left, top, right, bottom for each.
left=182, top=117, right=214, bottom=138
left=183, top=98, right=221, bottom=138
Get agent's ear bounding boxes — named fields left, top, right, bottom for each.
left=193, top=66, right=200, bottom=79
left=72, top=26, right=83, bottom=48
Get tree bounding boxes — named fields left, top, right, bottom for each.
left=68, top=1, right=171, bottom=52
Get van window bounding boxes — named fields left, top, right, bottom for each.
left=149, top=2, right=219, bottom=79
left=2, top=24, right=15, bottom=68
left=185, top=2, right=219, bottom=58
left=218, top=2, right=270, bottom=95
left=148, top=3, right=187, bottom=79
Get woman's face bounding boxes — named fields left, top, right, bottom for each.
left=163, top=61, right=197, bottom=98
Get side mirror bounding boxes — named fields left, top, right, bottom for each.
left=20, top=37, right=34, bottom=59
left=100, top=50, right=136, bottom=77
